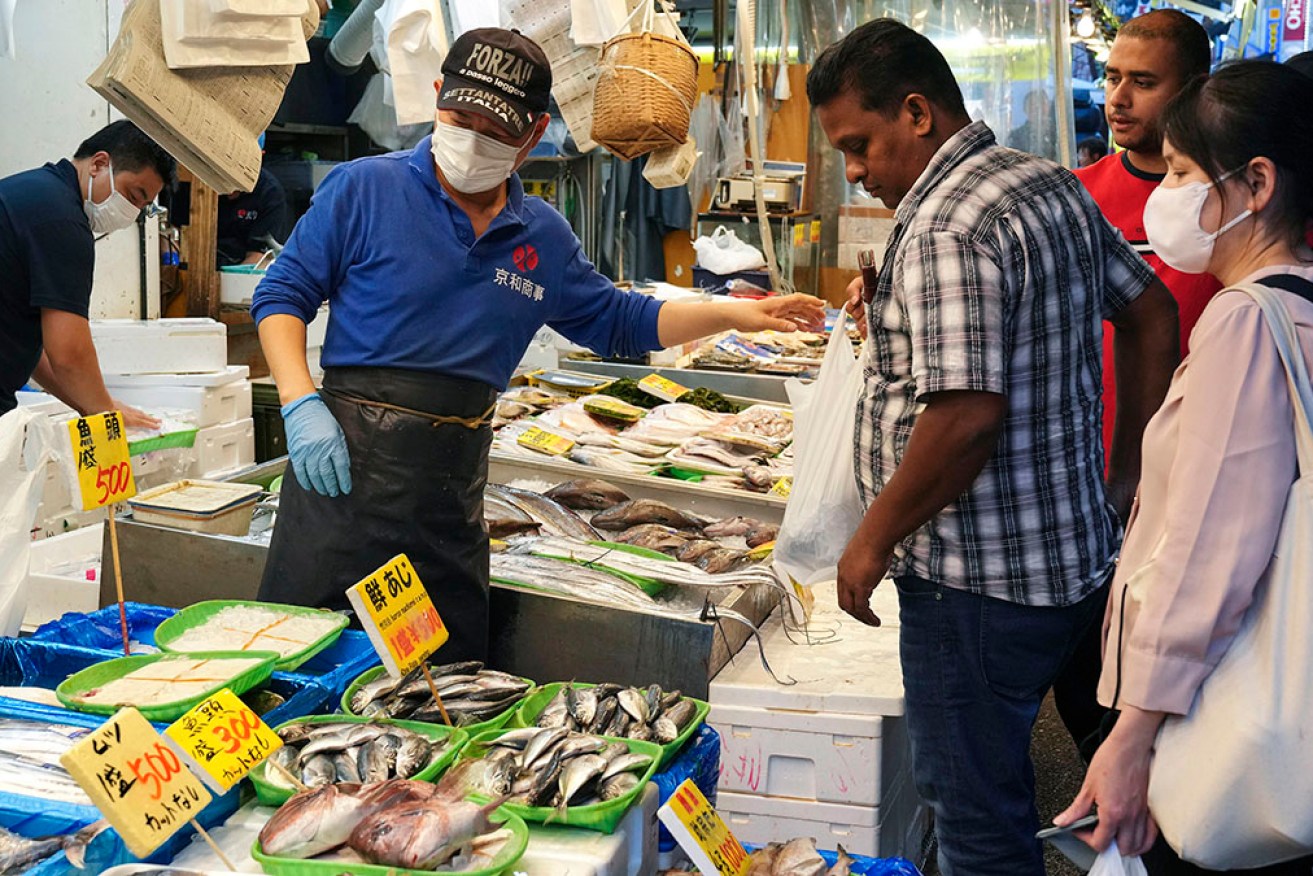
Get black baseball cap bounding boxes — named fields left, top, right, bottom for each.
left=437, top=28, right=552, bottom=139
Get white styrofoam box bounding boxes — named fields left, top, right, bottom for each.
left=15, top=391, right=74, bottom=417
left=188, top=418, right=255, bottom=479
left=711, top=580, right=903, bottom=716
left=516, top=783, right=658, bottom=875
left=219, top=268, right=264, bottom=306
left=91, top=318, right=227, bottom=375
left=714, top=702, right=911, bottom=808
left=718, top=768, right=929, bottom=860
left=24, top=523, right=103, bottom=631
left=305, top=305, right=330, bottom=348
left=102, top=365, right=250, bottom=390
left=110, top=380, right=253, bottom=429
left=307, top=346, right=324, bottom=380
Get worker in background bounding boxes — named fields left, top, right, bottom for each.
left=1058, top=9, right=1220, bottom=763
left=811, top=20, right=1179, bottom=875
left=217, top=165, right=289, bottom=267
left=1077, top=135, right=1108, bottom=168
left=251, top=28, right=825, bottom=660
left=0, top=120, right=172, bottom=425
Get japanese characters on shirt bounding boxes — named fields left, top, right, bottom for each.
left=60, top=708, right=213, bottom=859
left=165, top=689, right=282, bottom=793
left=493, top=266, right=546, bottom=302
left=657, top=779, right=750, bottom=876
left=67, top=411, right=137, bottom=511
left=346, top=554, right=450, bottom=677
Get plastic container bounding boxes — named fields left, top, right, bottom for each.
left=128, top=480, right=263, bottom=535
left=23, top=523, right=103, bottom=631
left=219, top=265, right=265, bottom=306
left=513, top=683, right=709, bottom=769
left=251, top=807, right=529, bottom=876
left=110, top=379, right=253, bottom=429
left=248, top=714, right=468, bottom=806
left=459, top=729, right=662, bottom=834
left=91, top=319, right=227, bottom=375
left=516, top=782, right=659, bottom=876
left=56, top=650, right=279, bottom=722
left=155, top=599, right=348, bottom=671
left=340, top=665, right=532, bottom=735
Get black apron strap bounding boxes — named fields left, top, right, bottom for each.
left=1258, top=274, right=1313, bottom=304
left=259, top=368, right=498, bottom=662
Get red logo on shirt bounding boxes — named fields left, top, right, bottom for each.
left=513, top=244, right=539, bottom=272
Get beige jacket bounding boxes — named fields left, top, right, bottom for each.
left=1099, top=265, right=1313, bottom=715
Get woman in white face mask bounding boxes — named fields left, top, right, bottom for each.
left=1056, top=61, right=1313, bottom=875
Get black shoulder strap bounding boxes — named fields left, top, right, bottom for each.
left=1257, top=273, right=1313, bottom=305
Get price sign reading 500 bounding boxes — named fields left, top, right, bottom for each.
left=67, top=412, right=136, bottom=510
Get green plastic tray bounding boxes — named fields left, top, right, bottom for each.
left=56, top=650, right=278, bottom=722
left=127, top=428, right=198, bottom=455
left=155, top=599, right=349, bottom=671
left=510, top=682, right=709, bottom=769
left=251, top=806, right=528, bottom=876
left=341, top=665, right=534, bottom=736
left=249, top=714, right=469, bottom=807
left=460, top=728, right=662, bottom=834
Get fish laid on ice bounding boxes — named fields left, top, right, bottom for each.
left=543, top=479, right=631, bottom=510
left=591, top=499, right=707, bottom=532
left=0, top=821, right=106, bottom=873
left=612, top=523, right=691, bottom=554
left=484, top=490, right=541, bottom=538
left=487, top=484, right=599, bottom=541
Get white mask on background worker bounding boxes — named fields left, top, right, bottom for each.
left=430, top=118, right=524, bottom=194
left=84, top=159, right=142, bottom=235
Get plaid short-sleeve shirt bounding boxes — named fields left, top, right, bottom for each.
left=855, top=121, right=1156, bottom=606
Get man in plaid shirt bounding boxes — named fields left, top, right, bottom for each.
left=810, top=20, right=1181, bottom=875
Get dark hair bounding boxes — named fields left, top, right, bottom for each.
left=806, top=18, right=967, bottom=119
left=1162, top=61, right=1313, bottom=253
left=1078, top=136, right=1108, bottom=158
left=1117, top=9, right=1212, bottom=82
left=74, top=121, right=176, bottom=187
left=1287, top=50, right=1313, bottom=80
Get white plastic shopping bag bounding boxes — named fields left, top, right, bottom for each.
left=1089, top=842, right=1148, bottom=876
left=692, top=226, right=767, bottom=275
left=0, top=407, right=57, bottom=636
left=773, top=318, right=866, bottom=590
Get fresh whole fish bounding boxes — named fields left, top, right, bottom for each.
left=771, top=837, right=829, bottom=876
left=543, top=478, right=632, bottom=510
left=704, top=516, right=767, bottom=537
left=348, top=798, right=503, bottom=870
left=592, top=499, right=708, bottom=532
left=484, top=490, right=541, bottom=538
left=487, top=484, right=599, bottom=541
left=465, top=728, right=652, bottom=811
left=600, top=751, right=654, bottom=780
left=826, top=844, right=855, bottom=876
left=258, top=783, right=366, bottom=858
left=347, top=661, right=531, bottom=726
left=675, top=539, right=723, bottom=562
left=556, top=753, right=607, bottom=815
left=0, top=821, right=106, bottom=873
left=612, top=523, right=692, bottom=554
left=271, top=721, right=446, bottom=788
left=598, top=771, right=641, bottom=801
left=697, top=547, right=748, bottom=574
left=746, top=523, right=779, bottom=548
left=535, top=682, right=699, bottom=745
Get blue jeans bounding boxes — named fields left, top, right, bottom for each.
left=895, top=575, right=1106, bottom=876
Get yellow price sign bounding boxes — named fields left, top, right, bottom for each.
left=770, top=476, right=793, bottom=499
left=517, top=426, right=575, bottom=456
left=346, top=554, right=449, bottom=677
left=810, top=219, right=822, bottom=244
left=60, top=707, right=213, bottom=859
left=657, top=779, right=750, bottom=876
left=638, top=373, right=691, bottom=403
left=67, top=412, right=136, bottom=511
left=165, top=688, right=282, bottom=793
left=792, top=224, right=805, bottom=247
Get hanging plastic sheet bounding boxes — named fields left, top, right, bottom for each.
left=569, top=0, right=629, bottom=46
left=687, top=94, right=721, bottom=219
left=374, top=0, right=450, bottom=126
left=0, top=408, right=56, bottom=637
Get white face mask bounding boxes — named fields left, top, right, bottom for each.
left=83, top=160, right=141, bottom=235
left=430, top=119, right=524, bottom=194
left=1143, top=167, right=1253, bottom=275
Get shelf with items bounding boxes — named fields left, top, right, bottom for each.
left=694, top=212, right=820, bottom=296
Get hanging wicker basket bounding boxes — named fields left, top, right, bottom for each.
left=591, top=28, right=699, bottom=161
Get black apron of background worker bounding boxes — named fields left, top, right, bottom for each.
left=259, top=367, right=497, bottom=661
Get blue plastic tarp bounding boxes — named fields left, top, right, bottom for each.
left=744, top=845, right=923, bottom=876
left=0, top=637, right=331, bottom=730
left=654, top=724, right=722, bottom=851
left=31, top=603, right=381, bottom=698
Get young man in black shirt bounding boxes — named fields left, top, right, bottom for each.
left=0, top=121, right=174, bottom=423
left=217, top=166, right=289, bottom=267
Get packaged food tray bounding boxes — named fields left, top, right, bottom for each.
left=154, top=599, right=349, bottom=671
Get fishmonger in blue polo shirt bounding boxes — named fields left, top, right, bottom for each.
left=251, top=27, right=824, bottom=659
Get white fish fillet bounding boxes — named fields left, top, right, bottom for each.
left=75, top=656, right=266, bottom=706
left=169, top=605, right=341, bottom=658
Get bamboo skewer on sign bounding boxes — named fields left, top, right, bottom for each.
left=419, top=663, right=453, bottom=726
left=267, top=757, right=308, bottom=793
left=109, top=508, right=130, bottom=656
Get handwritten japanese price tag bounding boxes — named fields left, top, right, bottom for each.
left=638, top=373, right=691, bottom=403
left=67, top=412, right=136, bottom=511
left=769, top=476, right=793, bottom=499
left=346, top=554, right=449, bottom=677
left=60, top=707, right=213, bottom=859
left=517, top=426, right=575, bottom=456
left=164, top=688, right=281, bottom=793
left=657, top=779, right=750, bottom=876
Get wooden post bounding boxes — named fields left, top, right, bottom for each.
left=179, top=167, right=221, bottom=319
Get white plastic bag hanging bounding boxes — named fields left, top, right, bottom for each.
left=773, top=319, right=866, bottom=588
left=692, top=226, right=766, bottom=275
left=1089, top=842, right=1148, bottom=876
left=0, top=408, right=57, bottom=637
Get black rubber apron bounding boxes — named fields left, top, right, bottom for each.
left=259, top=367, right=498, bottom=662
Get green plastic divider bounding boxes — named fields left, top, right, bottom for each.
left=154, top=600, right=349, bottom=671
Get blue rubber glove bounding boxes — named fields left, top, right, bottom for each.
left=282, top=392, right=352, bottom=497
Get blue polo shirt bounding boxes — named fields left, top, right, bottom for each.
left=0, top=159, right=95, bottom=414
left=252, top=138, right=664, bottom=390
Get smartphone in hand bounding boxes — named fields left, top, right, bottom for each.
left=1037, top=815, right=1100, bottom=871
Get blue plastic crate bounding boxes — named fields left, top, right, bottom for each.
left=654, top=724, right=722, bottom=852
left=744, top=844, right=923, bottom=876
left=0, top=637, right=330, bottom=730
left=32, top=603, right=380, bottom=698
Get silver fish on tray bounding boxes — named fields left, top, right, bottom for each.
left=0, top=821, right=106, bottom=874
left=486, top=484, right=599, bottom=541
left=0, top=717, right=94, bottom=806
left=267, top=721, right=452, bottom=791
left=535, top=682, right=698, bottom=744
left=348, top=661, right=532, bottom=728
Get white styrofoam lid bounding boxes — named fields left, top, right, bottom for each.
left=102, top=365, right=250, bottom=389
left=711, top=580, right=904, bottom=716
left=717, top=788, right=884, bottom=826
